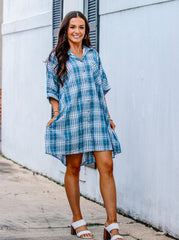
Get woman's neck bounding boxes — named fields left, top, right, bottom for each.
left=70, top=42, right=83, bottom=52
left=69, top=43, right=83, bottom=59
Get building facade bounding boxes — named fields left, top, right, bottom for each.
left=1, top=0, right=179, bottom=238
left=0, top=0, right=3, bottom=129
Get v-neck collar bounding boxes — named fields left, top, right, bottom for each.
left=68, top=46, right=91, bottom=61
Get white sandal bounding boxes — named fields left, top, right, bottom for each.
left=104, top=223, right=123, bottom=240
left=71, top=219, right=93, bottom=239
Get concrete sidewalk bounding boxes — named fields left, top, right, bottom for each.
left=0, top=156, right=175, bottom=240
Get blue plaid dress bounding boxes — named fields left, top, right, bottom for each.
left=45, top=46, right=121, bottom=166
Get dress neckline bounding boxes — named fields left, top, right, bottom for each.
left=68, top=46, right=89, bottom=60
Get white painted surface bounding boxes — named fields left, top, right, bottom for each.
left=1, top=0, right=60, bottom=181
left=100, top=0, right=174, bottom=15
left=99, top=0, right=179, bottom=237
left=1, top=12, right=51, bottom=35
left=0, top=0, right=2, bottom=88
left=1, top=0, right=179, bottom=238
left=3, top=0, right=51, bottom=23
left=63, top=0, right=83, bottom=16
left=2, top=25, right=52, bottom=170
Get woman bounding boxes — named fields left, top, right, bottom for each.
left=45, top=11, right=123, bottom=240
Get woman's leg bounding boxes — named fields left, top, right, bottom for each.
left=65, top=153, right=93, bottom=238
left=93, top=150, right=122, bottom=240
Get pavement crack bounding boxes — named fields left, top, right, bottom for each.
left=87, top=223, right=104, bottom=227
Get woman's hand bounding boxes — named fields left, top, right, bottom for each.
left=110, top=119, right=116, bottom=130
left=46, top=112, right=59, bottom=127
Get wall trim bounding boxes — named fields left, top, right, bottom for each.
left=100, top=0, right=176, bottom=16
left=1, top=11, right=52, bottom=35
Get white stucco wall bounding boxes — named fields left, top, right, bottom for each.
left=99, top=0, right=173, bottom=14
left=3, top=0, right=51, bottom=23
left=1, top=0, right=62, bottom=178
left=98, top=0, right=179, bottom=237
left=0, top=0, right=2, bottom=89
left=1, top=0, right=179, bottom=238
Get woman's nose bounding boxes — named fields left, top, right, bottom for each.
left=74, top=27, right=80, bottom=33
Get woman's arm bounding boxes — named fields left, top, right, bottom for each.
left=50, top=97, right=59, bottom=114
left=46, top=97, right=59, bottom=127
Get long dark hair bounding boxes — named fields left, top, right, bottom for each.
left=48, top=11, right=91, bottom=87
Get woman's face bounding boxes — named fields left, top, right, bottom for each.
left=67, top=17, right=86, bottom=45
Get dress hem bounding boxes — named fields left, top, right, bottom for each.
left=45, top=146, right=116, bottom=156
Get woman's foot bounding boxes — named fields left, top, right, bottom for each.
left=104, top=221, right=123, bottom=240
left=74, top=225, right=93, bottom=238
left=72, top=219, right=93, bottom=238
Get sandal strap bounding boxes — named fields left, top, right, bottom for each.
left=77, top=230, right=92, bottom=238
left=111, top=235, right=123, bottom=240
left=72, top=219, right=86, bottom=230
left=105, top=223, right=119, bottom=233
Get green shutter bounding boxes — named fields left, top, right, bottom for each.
left=53, top=0, right=63, bottom=47
left=84, top=0, right=99, bottom=51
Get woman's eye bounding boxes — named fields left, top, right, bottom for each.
left=70, top=26, right=84, bottom=29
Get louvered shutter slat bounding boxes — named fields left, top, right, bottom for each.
left=53, top=0, right=63, bottom=47
left=84, top=0, right=99, bottom=51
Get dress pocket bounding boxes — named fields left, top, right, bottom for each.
left=47, top=111, right=63, bottom=128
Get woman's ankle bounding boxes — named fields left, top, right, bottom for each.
left=105, top=219, right=117, bottom=226
left=72, top=215, right=83, bottom=222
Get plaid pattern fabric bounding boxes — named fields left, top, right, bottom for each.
left=45, top=46, right=121, bottom=166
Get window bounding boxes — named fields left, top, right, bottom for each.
left=52, top=0, right=63, bottom=47
left=84, top=0, right=99, bottom=51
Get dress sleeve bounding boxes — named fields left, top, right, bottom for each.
left=98, top=55, right=111, bottom=95
left=46, top=53, right=59, bottom=103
